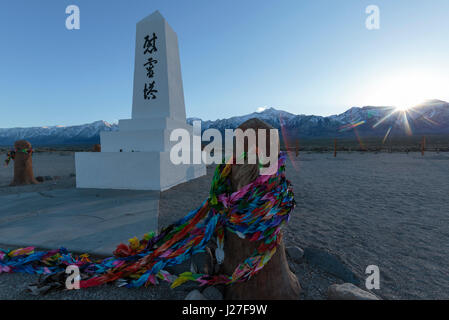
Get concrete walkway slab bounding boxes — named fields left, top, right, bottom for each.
left=0, top=188, right=159, bottom=256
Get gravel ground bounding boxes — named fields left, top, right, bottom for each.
left=283, top=151, right=449, bottom=300
left=0, top=258, right=342, bottom=300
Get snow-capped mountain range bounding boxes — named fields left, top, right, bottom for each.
left=188, top=99, right=449, bottom=139
left=1, top=100, right=448, bottom=146
left=0, top=120, right=118, bottom=146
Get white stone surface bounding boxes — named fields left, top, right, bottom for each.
left=131, top=10, right=186, bottom=122
left=100, top=128, right=190, bottom=152
left=75, top=10, right=206, bottom=191
left=118, top=118, right=189, bottom=131
left=76, top=152, right=205, bottom=191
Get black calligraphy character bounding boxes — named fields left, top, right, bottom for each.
left=144, top=81, right=158, bottom=100
left=144, top=57, right=158, bottom=78
left=143, top=33, right=158, bottom=54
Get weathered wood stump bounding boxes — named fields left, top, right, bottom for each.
left=10, top=140, right=39, bottom=186
left=222, top=118, right=301, bottom=300
left=93, top=144, right=101, bottom=152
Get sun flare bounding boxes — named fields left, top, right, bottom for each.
left=394, top=105, right=410, bottom=112
left=354, top=69, right=449, bottom=110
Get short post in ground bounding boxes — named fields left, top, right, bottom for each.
left=334, top=138, right=337, bottom=157
left=295, top=139, right=299, bottom=157
left=9, top=140, right=39, bottom=186
left=421, top=136, right=426, bottom=156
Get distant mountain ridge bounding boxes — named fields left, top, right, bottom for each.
left=1, top=100, right=448, bottom=146
left=0, top=120, right=118, bottom=146
left=187, top=99, right=449, bottom=139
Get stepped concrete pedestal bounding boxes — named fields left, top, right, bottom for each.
left=75, top=11, right=205, bottom=191
left=76, top=151, right=205, bottom=191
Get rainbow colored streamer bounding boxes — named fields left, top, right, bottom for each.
left=0, top=152, right=295, bottom=289
left=3, top=148, right=33, bottom=166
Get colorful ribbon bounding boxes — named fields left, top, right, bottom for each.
left=0, top=152, right=295, bottom=289
left=3, top=148, right=33, bottom=166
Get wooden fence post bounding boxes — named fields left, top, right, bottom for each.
left=421, top=136, right=425, bottom=156
left=295, top=139, right=299, bottom=157
left=334, top=138, right=337, bottom=157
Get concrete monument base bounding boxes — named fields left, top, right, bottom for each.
left=75, top=11, right=207, bottom=191
left=76, top=151, right=206, bottom=191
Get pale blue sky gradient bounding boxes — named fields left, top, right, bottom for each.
left=1, top=0, right=449, bottom=127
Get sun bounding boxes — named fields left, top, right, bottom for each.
left=354, top=69, right=449, bottom=109
left=352, top=68, right=449, bottom=141
left=394, top=105, right=410, bottom=112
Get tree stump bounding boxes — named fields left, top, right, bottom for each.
left=93, top=144, right=101, bottom=152
left=222, top=118, right=301, bottom=300
left=10, top=140, right=39, bottom=186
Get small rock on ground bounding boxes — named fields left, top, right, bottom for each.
left=286, top=246, right=304, bottom=263
left=191, top=248, right=214, bottom=274
left=185, top=289, right=207, bottom=300
left=304, top=247, right=359, bottom=285
left=167, top=249, right=213, bottom=276
left=202, top=286, right=223, bottom=300
left=327, top=283, right=380, bottom=300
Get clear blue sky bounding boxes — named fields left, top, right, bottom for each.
left=1, top=0, right=449, bottom=128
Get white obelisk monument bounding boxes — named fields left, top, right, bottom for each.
left=75, top=11, right=206, bottom=191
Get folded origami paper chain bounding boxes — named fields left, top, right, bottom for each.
left=4, top=148, right=33, bottom=166
left=0, top=152, right=295, bottom=289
